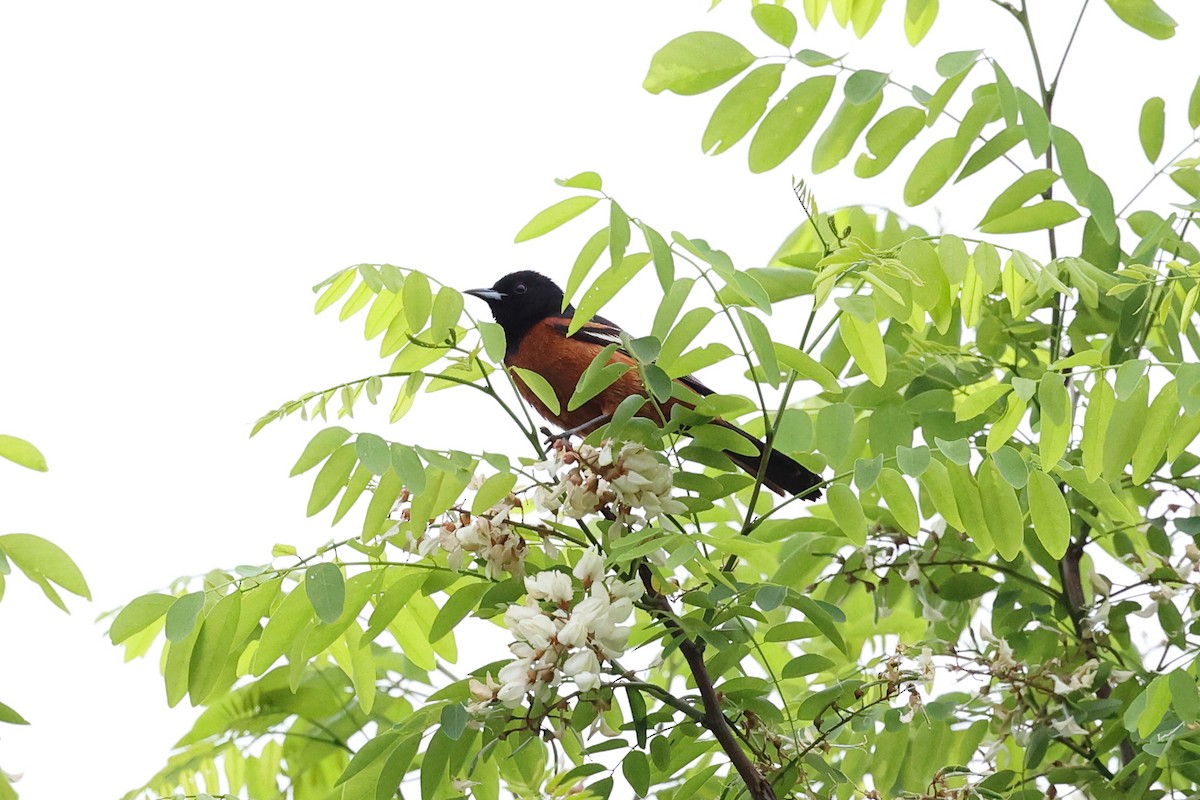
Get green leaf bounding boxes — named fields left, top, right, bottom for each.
left=920, top=459, right=964, bottom=530
left=748, top=76, right=837, bottom=173
left=609, top=200, right=631, bottom=269
left=641, top=223, right=675, bottom=290
left=622, top=750, right=651, bottom=797
left=992, top=446, right=1029, bottom=489
left=939, top=572, right=997, bottom=601
left=752, top=4, right=798, bottom=47
left=855, top=106, right=925, bottom=178
left=1178, top=363, right=1200, bottom=415
left=1101, top=0, right=1176, bottom=39
left=775, top=343, right=841, bottom=393
left=904, top=137, right=960, bottom=206
left=1027, top=469, right=1070, bottom=559
left=0, top=533, right=90, bottom=608
left=897, top=444, right=930, bottom=476
left=188, top=590, right=241, bottom=703
left=1082, top=376, right=1115, bottom=482
left=986, top=392, right=1027, bottom=453
left=0, top=434, right=47, bottom=472
left=110, top=592, right=176, bottom=644
left=980, top=200, right=1080, bottom=234
left=1051, top=126, right=1118, bottom=242
left=0, top=699, right=29, bottom=726
left=401, top=271, right=432, bottom=332
left=514, top=196, right=600, bottom=242
left=792, top=595, right=849, bottom=656
left=643, top=364, right=673, bottom=403
left=1139, top=96, right=1165, bottom=161
left=1131, top=380, right=1179, bottom=483
left=510, top=367, right=561, bottom=415
left=306, top=443, right=357, bottom=516
left=854, top=455, right=883, bottom=490
left=955, top=384, right=1012, bottom=421
left=813, top=91, right=883, bottom=173
left=472, top=472, right=518, bottom=515
left=1169, top=669, right=1200, bottom=723
left=571, top=253, right=653, bottom=334
left=844, top=70, right=888, bottom=104
left=877, top=468, right=919, bottom=534
left=1105, top=377, right=1149, bottom=479
left=935, top=437, right=971, bottom=466
left=627, top=685, right=649, bottom=748
left=1038, top=374, right=1072, bottom=468
left=478, top=321, right=507, bottom=363
left=1190, top=73, right=1200, bottom=129
left=355, top=433, right=392, bottom=476
left=946, top=463, right=993, bottom=552
left=314, top=269, right=356, bottom=313
left=782, top=653, right=835, bottom=678
left=429, top=580, right=489, bottom=644
left=251, top=583, right=314, bottom=675
left=702, top=64, right=786, bottom=156
left=794, top=48, right=839, bottom=67
left=1115, top=358, right=1149, bottom=400
left=936, top=50, right=982, bottom=78
left=1018, top=90, right=1050, bottom=157
left=827, top=483, right=867, bottom=545
left=839, top=313, right=886, bottom=386
left=440, top=703, right=468, bottom=741
left=736, top=307, right=780, bottom=388
left=306, top=563, right=346, bottom=624
left=643, top=32, right=756, bottom=96
left=977, top=169, right=1059, bottom=227
left=904, top=0, right=939, bottom=45
left=165, top=591, right=205, bottom=642
left=977, top=460, right=1022, bottom=560
left=556, top=171, right=603, bottom=191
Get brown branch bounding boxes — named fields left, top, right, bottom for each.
left=1057, top=522, right=1136, bottom=767
left=638, top=565, right=777, bottom=800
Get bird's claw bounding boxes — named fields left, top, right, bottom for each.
left=541, top=427, right=573, bottom=445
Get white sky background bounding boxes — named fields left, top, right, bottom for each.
left=1, top=1, right=1198, bottom=796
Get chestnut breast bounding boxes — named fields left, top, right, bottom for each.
left=505, top=322, right=680, bottom=433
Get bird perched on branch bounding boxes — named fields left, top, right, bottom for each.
left=465, top=271, right=822, bottom=499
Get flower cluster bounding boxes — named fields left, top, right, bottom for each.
left=419, top=500, right=527, bottom=579
left=533, top=439, right=686, bottom=523
left=480, top=548, right=642, bottom=709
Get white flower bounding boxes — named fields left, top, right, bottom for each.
left=592, top=617, right=631, bottom=658
left=504, top=601, right=542, bottom=631
left=573, top=547, right=605, bottom=587
left=1050, top=715, right=1088, bottom=737
left=558, top=615, right=589, bottom=648
left=610, top=579, right=644, bottom=601
left=525, top=571, right=574, bottom=604
left=917, top=647, right=935, bottom=685
left=514, top=615, right=557, bottom=649
left=898, top=690, right=923, bottom=724
left=563, top=648, right=602, bottom=691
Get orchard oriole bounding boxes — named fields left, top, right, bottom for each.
left=465, top=271, right=822, bottom=499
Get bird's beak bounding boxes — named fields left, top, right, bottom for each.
left=464, top=288, right=505, bottom=303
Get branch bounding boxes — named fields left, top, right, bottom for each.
left=637, top=566, right=777, bottom=800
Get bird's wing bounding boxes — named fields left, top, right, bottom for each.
left=545, top=313, right=715, bottom=398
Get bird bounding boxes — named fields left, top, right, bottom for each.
left=464, top=270, right=822, bottom=499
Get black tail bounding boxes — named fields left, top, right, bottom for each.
left=719, top=422, right=823, bottom=500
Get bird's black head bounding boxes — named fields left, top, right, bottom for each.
left=464, top=271, right=570, bottom=352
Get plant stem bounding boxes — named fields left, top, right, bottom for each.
left=637, top=566, right=777, bottom=800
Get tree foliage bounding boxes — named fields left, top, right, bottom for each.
left=112, top=1, right=1200, bottom=798
left=0, top=436, right=89, bottom=800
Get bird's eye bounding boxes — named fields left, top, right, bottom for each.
left=514, top=283, right=527, bottom=294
